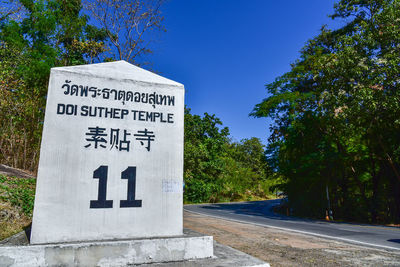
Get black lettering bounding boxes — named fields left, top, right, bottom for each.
left=134, top=128, right=155, bottom=151
left=138, top=111, right=145, bottom=121
left=153, top=113, right=160, bottom=121
left=120, top=167, right=142, bottom=208
left=168, top=113, right=174, bottom=123
left=146, top=112, right=153, bottom=122
left=90, top=166, right=113, bottom=209
left=132, top=110, right=138, bottom=120
left=89, top=106, right=97, bottom=117
left=168, top=96, right=175, bottom=106
left=84, top=126, right=107, bottom=149
left=97, top=107, right=105, bottom=117
left=113, top=108, right=121, bottom=119
left=121, top=109, right=129, bottom=119
left=57, top=103, right=65, bottom=114
left=66, top=104, right=75, bottom=115
left=160, top=112, right=167, bottom=123
left=81, top=105, right=88, bottom=116
left=105, top=107, right=113, bottom=118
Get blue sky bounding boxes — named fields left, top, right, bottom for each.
left=148, top=0, right=343, bottom=144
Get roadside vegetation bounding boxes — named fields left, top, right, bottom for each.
left=184, top=108, right=274, bottom=203
left=252, top=0, right=400, bottom=224
left=0, top=174, right=35, bottom=240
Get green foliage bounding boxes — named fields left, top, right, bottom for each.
left=184, top=107, right=273, bottom=203
left=185, top=179, right=219, bottom=204
left=0, top=174, right=36, bottom=216
left=252, top=0, right=400, bottom=223
left=0, top=0, right=105, bottom=171
left=0, top=0, right=160, bottom=172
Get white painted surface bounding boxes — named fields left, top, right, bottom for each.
left=52, top=60, right=183, bottom=87
left=31, top=61, right=184, bottom=244
left=0, top=235, right=213, bottom=266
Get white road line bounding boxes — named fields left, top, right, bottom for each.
left=337, top=227, right=363, bottom=232
left=184, top=208, right=400, bottom=252
left=279, top=220, right=298, bottom=224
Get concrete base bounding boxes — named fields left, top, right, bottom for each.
left=141, top=241, right=269, bottom=267
left=0, top=230, right=213, bottom=267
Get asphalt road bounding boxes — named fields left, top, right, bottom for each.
left=184, top=199, right=400, bottom=251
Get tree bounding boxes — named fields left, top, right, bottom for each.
left=84, top=0, right=165, bottom=64
left=252, top=0, right=400, bottom=223
left=0, top=0, right=25, bottom=22
left=0, top=0, right=167, bottom=172
left=183, top=107, right=230, bottom=202
left=184, top=107, right=271, bottom=203
left=0, top=0, right=105, bottom=171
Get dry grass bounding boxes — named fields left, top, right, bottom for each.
left=0, top=202, right=31, bottom=240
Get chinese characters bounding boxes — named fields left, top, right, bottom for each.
left=84, top=126, right=155, bottom=152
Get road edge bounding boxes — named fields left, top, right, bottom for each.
left=184, top=208, right=400, bottom=253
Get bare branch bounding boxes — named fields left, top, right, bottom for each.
left=83, top=0, right=164, bottom=63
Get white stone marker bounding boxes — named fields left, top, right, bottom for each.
left=31, top=61, right=184, bottom=244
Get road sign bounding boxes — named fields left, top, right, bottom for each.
left=31, top=61, right=184, bottom=244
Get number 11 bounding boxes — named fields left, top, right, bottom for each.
left=90, top=165, right=142, bottom=209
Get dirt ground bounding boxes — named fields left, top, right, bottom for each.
left=183, top=211, right=400, bottom=267
left=0, top=164, right=35, bottom=179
